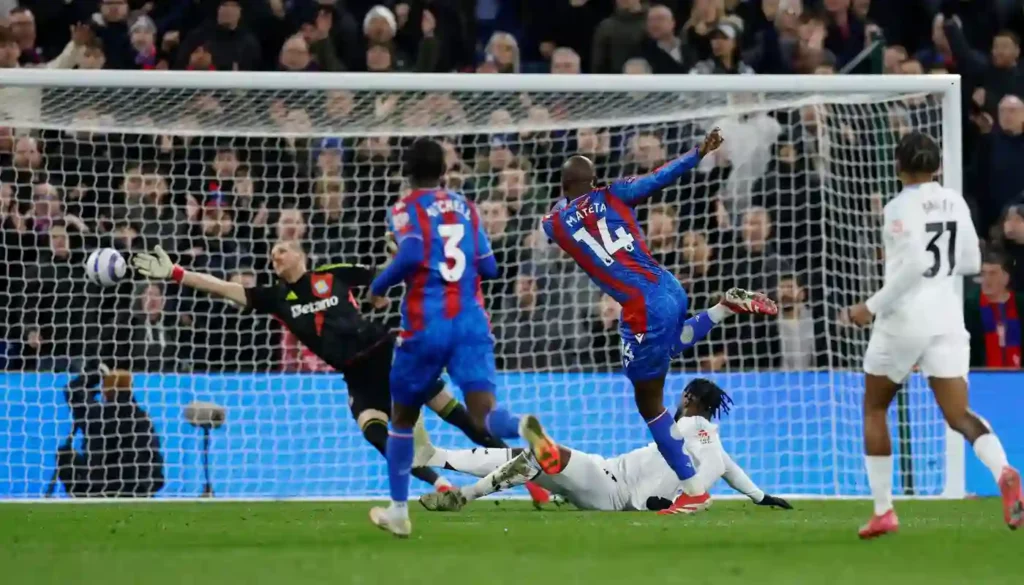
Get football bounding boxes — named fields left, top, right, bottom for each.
left=85, top=248, right=127, bottom=287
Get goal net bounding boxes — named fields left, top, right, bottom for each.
left=0, top=71, right=964, bottom=500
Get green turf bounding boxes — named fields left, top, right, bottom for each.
left=0, top=500, right=1018, bottom=585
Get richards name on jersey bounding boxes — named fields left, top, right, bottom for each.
left=291, top=295, right=340, bottom=318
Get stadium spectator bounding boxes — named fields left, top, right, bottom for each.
left=973, top=94, right=1024, bottom=232
left=174, top=0, right=261, bottom=71
left=965, top=251, right=1024, bottom=369
left=821, top=0, right=868, bottom=70
left=92, top=0, right=134, bottom=70
left=495, top=267, right=574, bottom=371
left=591, top=0, right=646, bottom=74
left=484, top=31, right=520, bottom=73
left=640, top=3, right=691, bottom=74
left=309, top=176, right=360, bottom=265
left=550, top=46, right=582, bottom=74
left=646, top=203, right=680, bottom=271
left=116, top=282, right=192, bottom=372
left=942, top=18, right=1024, bottom=113
left=583, top=293, right=622, bottom=368
left=774, top=274, right=821, bottom=370
left=682, top=0, right=725, bottom=64
left=532, top=0, right=603, bottom=71
left=691, top=21, right=754, bottom=74
left=56, top=365, right=165, bottom=497
left=998, top=203, right=1024, bottom=287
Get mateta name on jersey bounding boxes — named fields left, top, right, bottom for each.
left=290, top=295, right=340, bottom=318
left=564, top=200, right=608, bottom=228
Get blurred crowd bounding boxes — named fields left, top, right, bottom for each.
left=2, top=0, right=1024, bottom=374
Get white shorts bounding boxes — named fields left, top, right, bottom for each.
left=534, top=449, right=626, bottom=511
left=863, top=329, right=970, bottom=384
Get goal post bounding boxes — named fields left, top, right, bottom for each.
left=0, top=70, right=966, bottom=500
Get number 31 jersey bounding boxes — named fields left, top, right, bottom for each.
left=872, top=182, right=980, bottom=337
left=387, top=188, right=493, bottom=338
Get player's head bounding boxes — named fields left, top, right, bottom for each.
left=561, top=155, right=596, bottom=197
left=895, top=130, right=941, bottom=183
left=405, top=138, right=446, bottom=189
left=675, top=378, right=733, bottom=421
left=270, top=239, right=307, bottom=282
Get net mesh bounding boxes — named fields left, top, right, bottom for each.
left=0, top=81, right=950, bottom=498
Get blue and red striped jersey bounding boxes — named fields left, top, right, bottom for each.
left=372, top=189, right=497, bottom=336
left=541, top=148, right=701, bottom=305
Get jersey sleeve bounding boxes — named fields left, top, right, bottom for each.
left=721, top=452, right=765, bottom=502
left=957, top=201, right=982, bottom=276
left=244, top=286, right=279, bottom=315
left=607, top=147, right=701, bottom=206
left=865, top=202, right=932, bottom=316
left=387, top=201, right=423, bottom=244
left=676, top=417, right=726, bottom=492
left=316, top=263, right=375, bottom=287
left=371, top=202, right=426, bottom=296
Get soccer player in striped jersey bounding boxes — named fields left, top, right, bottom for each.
left=541, top=128, right=778, bottom=515
left=367, top=138, right=532, bottom=537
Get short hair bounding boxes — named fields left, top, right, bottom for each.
left=996, top=30, right=1021, bottom=47
left=983, top=250, right=1011, bottom=272
left=405, top=138, right=445, bottom=184
left=895, top=131, right=941, bottom=175
left=683, top=378, right=734, bottom=419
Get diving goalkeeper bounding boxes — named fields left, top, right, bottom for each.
left=131, top=242, right=518, bottom=493
left=418, top=378, right=792, bottom=513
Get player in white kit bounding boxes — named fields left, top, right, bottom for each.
left=846, top=131, right=1023, bottom=538
left=416, top=379, right=792, bottom=513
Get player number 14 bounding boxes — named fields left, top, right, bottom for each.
left=438, top=223, right=467, bottom=282
left=572, top=218, right=635, bottom=266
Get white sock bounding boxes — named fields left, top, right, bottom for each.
left=707, top=303, right=732, bottom=323
left=389, top=500, right=409, bottom=519
left=865, top=455, right=894, bottom=516
left=973, top=433, right=1010, bottom=482
left=679, top=476, right=705, bottom=496
left=430, top=447, right=513, bottom=478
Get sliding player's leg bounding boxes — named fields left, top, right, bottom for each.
left=412, top=417, right=518, bottom=477
left=920, top=333, right=1023, bottom=529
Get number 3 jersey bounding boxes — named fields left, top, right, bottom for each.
left=384, top=188, right=495, bottom=339
left=868, top=181, right=981, bottom=337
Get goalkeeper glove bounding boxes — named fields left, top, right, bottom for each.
left=756, top=494, right=793, bottom=510
left=132, top=245, right=183, bottom=282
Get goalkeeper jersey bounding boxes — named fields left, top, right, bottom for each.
left=244, top=264, right=391, bottom=372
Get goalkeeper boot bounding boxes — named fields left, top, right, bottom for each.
left=657, top=489, right=712, bottom=516
left=419, top=488, right=468, bottom=512
left=998, top=466, right=1024, bottom=530
left=369, top=505, right=412, bottom=538
left=519, top=415, right=562, bottom=475
left=721, top=288, right=778, bottom=316
left=858, top=509, right=899, bottom=540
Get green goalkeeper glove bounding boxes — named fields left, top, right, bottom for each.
left=132, top=246, right=178, bottom=280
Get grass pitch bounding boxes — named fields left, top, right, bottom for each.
left=0, top=500, right=1018, bottom=585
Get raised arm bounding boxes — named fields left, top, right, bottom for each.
left=131, top=246, right=248, bottom=307
left=607, top=128, right=724, bottom=206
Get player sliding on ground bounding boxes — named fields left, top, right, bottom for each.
left=367, top=138, right=534, bottom=537
left=541, top=128, right=778, bottom=515
left=418, top=378, right=792, bottom=513
left=130, top=241, right=519, bottom=496
left=846, top=131, right=1024, bottom=538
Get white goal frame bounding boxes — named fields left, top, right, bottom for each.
left=0, top=70, right=966, bottom=500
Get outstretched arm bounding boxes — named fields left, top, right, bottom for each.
left=370, top=236, right=424, bottom=296
left=608, top=128, right=724, bottom=206
left=132, top=246, right=247, bottom=307
left=722, top=452, right=792, bottom=509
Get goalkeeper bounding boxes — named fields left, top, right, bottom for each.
left=132, top=241, right=512, bottom=493
left=419, top=378, right=792, bottom=514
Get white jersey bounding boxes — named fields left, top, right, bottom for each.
left=867, top=182, right=980, bottom=337
left=611, top=416, right=727, bottom=511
